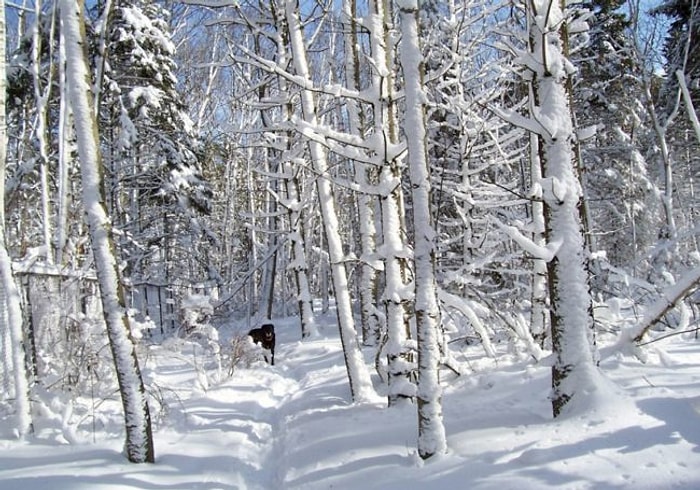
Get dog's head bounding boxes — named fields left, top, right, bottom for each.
left=261, top=323, right=275, bottom=341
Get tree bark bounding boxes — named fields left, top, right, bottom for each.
left=343, top=0, right=380, bottom=346
left=31, top=0, right=56, bottom=263
left=0, top=0, right=33, bottom=439
left=61, top=0, right=154, bottom=463
left=397, top=0, right=447, bottom=459
left=285, top=0, right=374, bottom=403
left=529, top=131, right=549, bottom=346
left=368, top=0, right=416, bottom=406
left=526, top=0, right=597, bottom=418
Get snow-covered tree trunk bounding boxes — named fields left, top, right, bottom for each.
left=0, top=280, right=10, bottom=399
left=0, top=0, right=33, bottom=438
left=260, top=164, right=278, bottom=321
left=93, top=0, right=114, bottom=114
left=646, top=84, right=678, bottom=255
left=397, top=0, right=447, bottom=459
left=343, top=0, right=380, bottom=346
left=527, top=0, right=598, bottom=417
left=676, top=70, right=700, bottom=144
left=272, top=5, right=315, bottom=337
left=285, top=0, right=374, bottom=402
left=55, top=23, right=73, bottom=265
left=284, top=165, right=316, bottom=338
left=368, top=0, right=416, bottom=405
left=529, top=131, right=548, bottom=345
left=61, top=0, right=154, bottom=463
left=31, top=0, right=56, bottom=263
left=246, top=152, right=259, bottom=321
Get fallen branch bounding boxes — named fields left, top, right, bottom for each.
left=631, top=266, right=700, bottom=343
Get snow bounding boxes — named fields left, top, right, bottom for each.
left=2, top=311, right=700, bottom=489
left=492, top=219, right=562, bottom=262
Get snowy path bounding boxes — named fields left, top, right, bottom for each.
left=154, top=335, right=308, bottom=489
left=161, top=365, right=299, bottom=489
left=1, top=322, right=700, bottom=489
left=153, top=323, right=365, bottom=489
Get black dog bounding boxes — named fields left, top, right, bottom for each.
left=248, top=323, right=275, bottom=365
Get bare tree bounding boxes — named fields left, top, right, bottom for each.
left=397, top=0, right=447, bottom=459
left=30, top=0, right=56, bottom=263
left=368, top=0, right=416, bottom=406
left=60, top=0, right=154, bottom=463
left=285, top=0, right=374, bottom=402
left=342, top=0, right=380, bottom=346
left=0, top=0, right=33, bottom=437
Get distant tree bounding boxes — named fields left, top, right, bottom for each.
left=4, top=5, right=64, bottom=261
left=653, top=0, right=700, bottom=110
left=649, top=0, right=700, bottom=271
left=574, top=0, right=658, bottom=275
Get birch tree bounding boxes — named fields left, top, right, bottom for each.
left=267, top=1, right=314, bottom=332
left=648, top=0, right=700, bottom=269
left=342, top=0, right=380, bottom=346
left=366, top=0, right=417, bottom=405
left=397, top=0, right=447, bottom=459
left=54, top=19, right=75, bottom=266
left=285, top=0, right=374, bottom=402
left=0, top=0, right=33, bottom=437
left=60, top=0, right=154, bottom=463
left=30, top=0, right=56, bottom=263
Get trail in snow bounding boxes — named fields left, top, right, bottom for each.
left=154, top=318, right=359, bottom=489
left=155, top=328, right=305, bottom=489
left=1, top=315, right=700, bottom=489
left=162, top=367, right=297, bottom=489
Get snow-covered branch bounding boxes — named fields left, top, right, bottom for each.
left=630, top=267, right=700, bottom=343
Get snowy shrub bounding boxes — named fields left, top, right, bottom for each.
left=224, top=334, right=265, bottom=376
left=174, top=294, right=235, bottom=386
left=179, top=293, right=214, bottom=336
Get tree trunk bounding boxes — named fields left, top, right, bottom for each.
left=527, top=0, right=597, bottom=418
left=285, top=0, right=374, bottom=402
left=367, top=0, right=416, bottom=406
left=343, top=0, right=380, bottom=347
left=61, top=0, right=154, bottom=463
left=0, top=0, right=33, bottom=438
left=284, top=163, right=316, bottom=338
left=55, top=22, right=73, bottom=266
left=529, top=131, right=549, bottom=346
left=397, top=0, right=447, bottom=459
left=31, top=0, right=56, bottom=264
left=271, top=4, right=315, bottom=337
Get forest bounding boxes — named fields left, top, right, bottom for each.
left=0, top=0, right=699, bottom=484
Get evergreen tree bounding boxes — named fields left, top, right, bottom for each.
left=651, top=0, right=700, bottom=269
left=99, top=0, right=213, bottom=286
left=574, top=0, right=657, bottom=274
left=653, top=0, right=700, bottom=111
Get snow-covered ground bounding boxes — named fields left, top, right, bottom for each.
left=1, top=313, right=699, bottom=489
